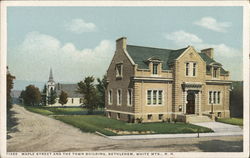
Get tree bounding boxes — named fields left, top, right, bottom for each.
left=59, top=90, right=68, bottom=106
left=230, top=81, right=243, bottom=118
left=96, top=75, right=108, bottom=109
left=19, top=90, right=25, bottom=104
left=7, top=67, right=15, bottom=112
left=41, top=84, right=47, bottom=106
left=77, top=76, right=98, bottom=114
left=48, top=88, right=57, bottom=105
left=23, top=85, right=41, bottom=106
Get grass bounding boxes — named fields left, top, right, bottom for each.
left=217, top=118, right=243, bottom=126
left=23, top=105, right=104, bottom=115
left=24, top=106, right=54, bottom=116
left=54, top=115, right=213, bottom=136
left=22, top=105, right=213, bottom=136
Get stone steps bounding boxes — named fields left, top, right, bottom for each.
left=186, top=115, right=213, bottom=123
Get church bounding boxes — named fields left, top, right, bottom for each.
left=46, top=69, right=82, bottom=106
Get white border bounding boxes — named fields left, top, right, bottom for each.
left=0, top=1, right=249, bottom=158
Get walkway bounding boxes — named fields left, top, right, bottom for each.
left=108, top=122, right=243, bottom=140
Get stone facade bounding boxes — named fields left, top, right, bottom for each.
left=105, top=37, right=231, bottom=123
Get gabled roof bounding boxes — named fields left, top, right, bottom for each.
left=198, top=53, right=227, bottom=75
left=126, top=45, right=229, bottom=75
left=55, top=83, right=82, bottom=98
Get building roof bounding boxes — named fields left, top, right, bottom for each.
left=55, top=83, right=82, bottom=98
left=126, top=45, right=228, bottom=75
left=127, top=45, right=187, bottom=70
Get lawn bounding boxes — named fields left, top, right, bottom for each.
left=217, top=118, right=243, bottom=126
left=23, top=105, right=104, bottom=115
left=23, top=105, right=213, bottom=136
left=54, top=115, right=213, bottom=136
left=24, top=106, right=54, bottom=116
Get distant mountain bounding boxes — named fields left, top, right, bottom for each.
left=13, top=80, right=45, bottom=91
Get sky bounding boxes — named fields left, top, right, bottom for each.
left=7, top=6, right=243, bottom=90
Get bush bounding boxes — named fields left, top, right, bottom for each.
left=136, top=117, right=143, bottom=123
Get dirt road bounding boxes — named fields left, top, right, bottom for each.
left=7, top=104, right=243, bottom=152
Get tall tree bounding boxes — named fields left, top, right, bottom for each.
left=48, top=88, right=57, bottom=105
left=7, top=67, right=15, bottom=112
left=41, top=84, right=47, bottom=106
left=23, top=85, right=41, bottom=106
left=77, top=76, right=98, bottom=114
left=96, top=75, right=108, bottom=109
left=59, top=90, right=68, bottom=106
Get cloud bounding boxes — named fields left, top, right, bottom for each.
left=194, top=17, right=231, bottom=32
left=164, top=30, right=242, bottom=80
left=165, top=30, right=202, bottom=47
left=165, top=30, right=239, bottom=57
left=8, top=31, right=115, bottom=83
left=65, top=18, right=97, bottom=34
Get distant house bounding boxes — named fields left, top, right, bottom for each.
left=105, top=37, right=232, bottom=123
left=10, top=90, right=22, bottom=104
left=46, top=69, right=83, bottom=106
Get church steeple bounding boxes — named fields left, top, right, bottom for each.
left=49, top=68, right=54, bottom=82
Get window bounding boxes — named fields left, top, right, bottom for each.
left=127, top=89, right=132, bottom=106
left=159, top=114, right=163, bottom=120
left=117, top=113, right=120, bottom=120
left=108, top=90, right=113, bottom=105
left=186, top=63, right=189, bottom=76
left=72, top=98, right=74, bottom=104
left=153, top=63, right=158, bottom=75
left=213, top=91, right=217, bottom=104
left=209, top=91, right=221, bottom=104
left=193, top=63, right=196, bottom=76
left=147, top=90, right=164, bottom=105
left=209, top=91, right=212, bottom=104
left=117, top=89, right=122, bottom=105
left=153, top=90, right=157, bottom=104
left=158, top=90, right=163, bottom=105
left=217, top=92, right=220, bottom=104
left=213, top=67, right=218, bottom=78
left=185, top=62, right=197, bottom=77
left=147, top=90, right=152, bottom=105
left=147, top=114, right=152, bottom=120
left=116, top=64, right=123, bottom=78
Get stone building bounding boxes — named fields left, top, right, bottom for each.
left=46, top=69, right=82, bottom=106
left=105, top=37, right=232, bottom=123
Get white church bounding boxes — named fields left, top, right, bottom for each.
left=46, top=69, right=82, bottom=106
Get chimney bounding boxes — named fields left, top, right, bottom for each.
left=116, top=37, right=127, bottom=50
left=201, top=48, right=214, bottom=59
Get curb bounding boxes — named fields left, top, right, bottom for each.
left=95, top=131, right=243, bottom=140
left=95, top=131, right=110, bottom=138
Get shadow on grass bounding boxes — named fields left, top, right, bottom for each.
left=7, top=110, right=19, bottom=139
left=196, top=139, right=243, bottom=152
left=91, top=139, right=243, bottom=152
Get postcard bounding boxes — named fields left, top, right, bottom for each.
left=1, top=1, right=249, bottom=158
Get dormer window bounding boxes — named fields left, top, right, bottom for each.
left=145, top=57, right=162, bottom=76
left=153, top=63, right=158, bottom=75
left=116, top=63, right=123, bottom=78
left=213, top=67, right=218, bottom=78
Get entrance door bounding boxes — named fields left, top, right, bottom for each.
left=186, top=92, right=195, bottom=114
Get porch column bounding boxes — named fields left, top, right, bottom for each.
left=198, top=91, right=201, bottom=115
left=183, top=90, right=187, bottom=114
